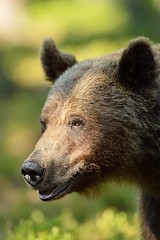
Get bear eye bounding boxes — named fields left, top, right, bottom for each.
left=39, top=118, right=47, bottom=134
left=70, top=117, right=85, bottom=129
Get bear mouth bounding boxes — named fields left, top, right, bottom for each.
left=38, top=181, right=72, bottom=201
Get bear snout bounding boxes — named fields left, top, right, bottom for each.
left=21, top=161, right=45, bottom=188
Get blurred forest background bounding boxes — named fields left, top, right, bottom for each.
left=0, top=0, right=160, bottom=239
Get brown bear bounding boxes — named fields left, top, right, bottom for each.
left=21, top=37, right=160, bottom=240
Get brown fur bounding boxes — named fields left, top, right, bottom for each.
left=22, top=37, right=160, bottom=239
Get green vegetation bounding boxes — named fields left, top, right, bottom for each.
left=0, top=0, right=159, bottom=239
left=5, top=209, right=138, bottom=240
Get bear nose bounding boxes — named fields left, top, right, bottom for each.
left=21, top=161, right=45, bottom=187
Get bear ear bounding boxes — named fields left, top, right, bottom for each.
left=40, top=38, right=77, bottom=82
left=118, top=37, right=156, bottom=89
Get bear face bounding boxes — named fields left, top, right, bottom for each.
left=21, top=38, right=160, bottom=201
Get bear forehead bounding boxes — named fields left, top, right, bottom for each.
left=49, top=51, right=121, bottom=99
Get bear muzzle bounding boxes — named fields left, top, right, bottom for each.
left=21, top=159, right=78, bottom=201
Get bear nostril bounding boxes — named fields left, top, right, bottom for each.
left=21, top=161, right=45, bottom=186
left=24, top=174, right=42, bottom=185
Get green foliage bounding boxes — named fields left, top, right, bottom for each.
left=5, top=209, right=138, bottom=240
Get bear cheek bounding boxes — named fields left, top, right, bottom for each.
left=68, top=131, right=97, bottom=170
left=69, top=145, right=91, bottom=168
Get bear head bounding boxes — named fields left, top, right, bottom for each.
left=21, top=37, right=160, bottom=201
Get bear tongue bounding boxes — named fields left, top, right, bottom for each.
left=39, top=182, right=70, bottom=201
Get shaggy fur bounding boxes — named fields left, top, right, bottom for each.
left=22, top=37, right=160, bottom=240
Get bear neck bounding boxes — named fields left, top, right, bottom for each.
left=140, top=192, right=160, bottom=240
